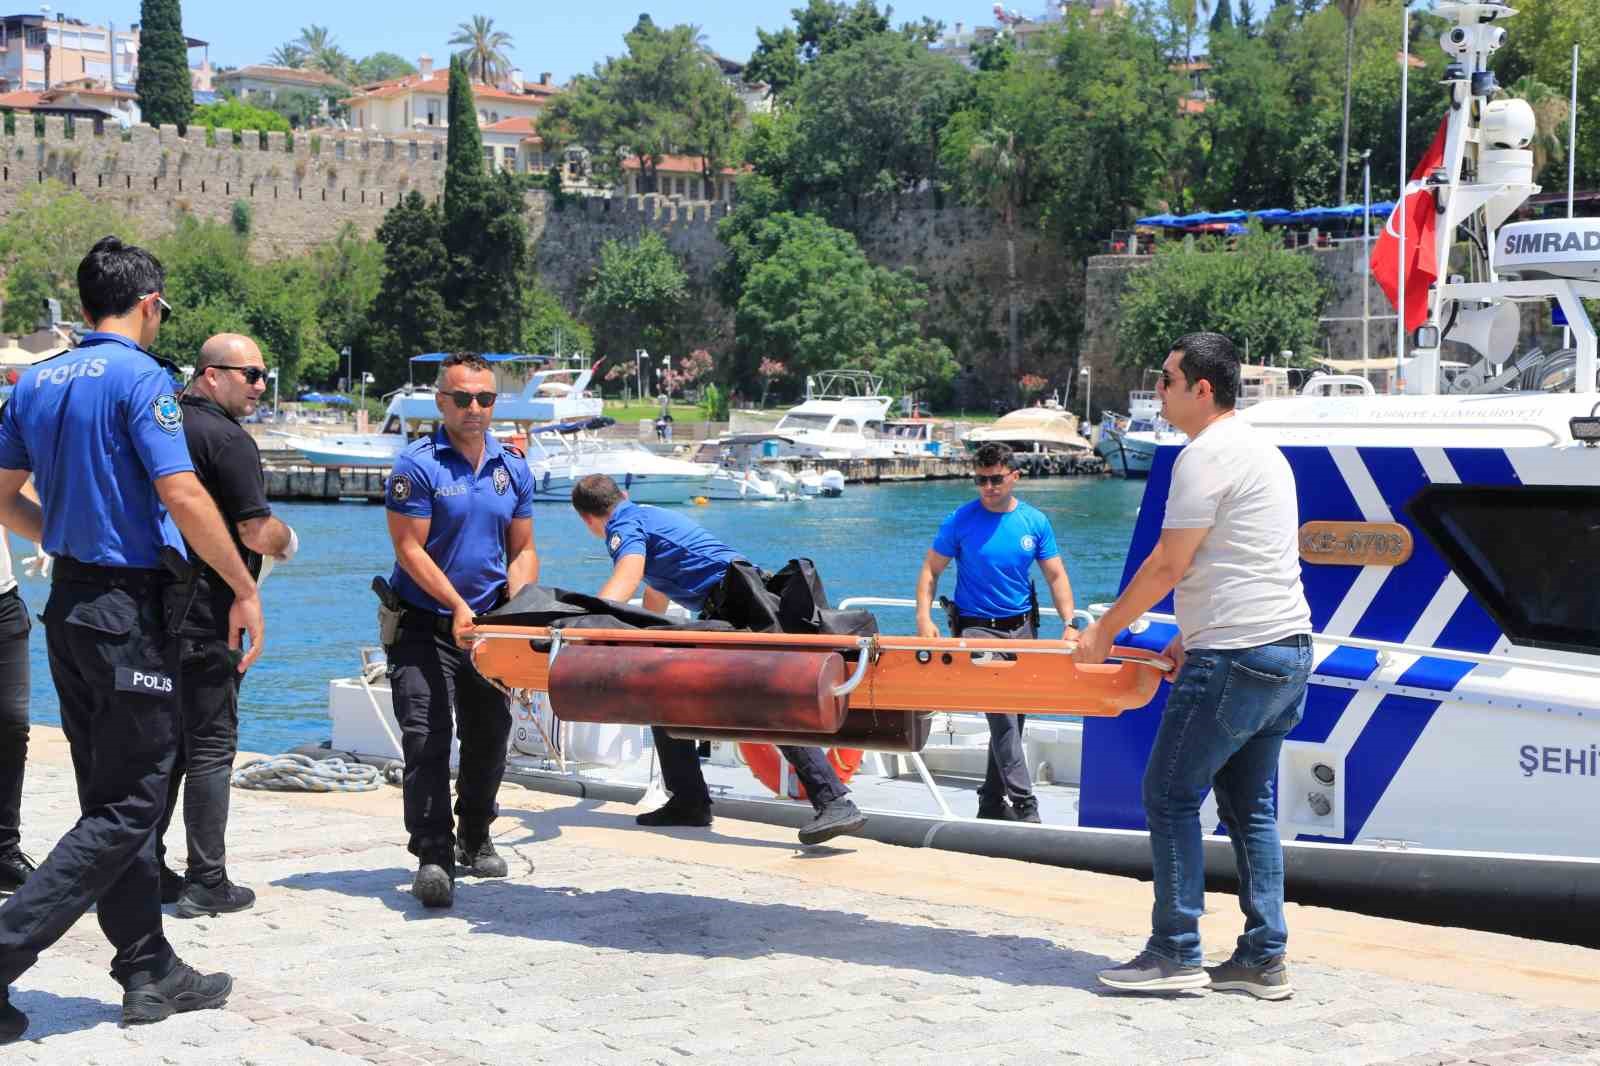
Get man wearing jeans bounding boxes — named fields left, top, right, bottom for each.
left=1074, top=332, right=1311, bottom=999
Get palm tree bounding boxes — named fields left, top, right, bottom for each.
left=269, top=43, right=305, bottom=69
left=450, top=15, right=514, bottom=85
left=1334, top=0, right=1371, bottom=208
left=295, top=25, right=349, bottom=81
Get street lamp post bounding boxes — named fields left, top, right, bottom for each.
left=360, top=371, right=374, bottom=411
left=268, top=367, right=279, bottom=417
left=1079, top=365, right=1092, bottom=424
left=1361, top=148, right=1372, bottom=382
left=635, top=348, right=647, bottom=405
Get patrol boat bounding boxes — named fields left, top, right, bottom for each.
left=274, top=354, right=602, bottom=468
left=324, top=2, right=1600, bottom=939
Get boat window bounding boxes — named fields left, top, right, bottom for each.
left=1406, top=485, right=1600, bottom=655
left=863, top=420, right=885, bottom=437
left=1129, top=420, right=1153, bottom=433
left=775, top=413, right=833, bottom=432
left=382, top=415, right=402, bottom=435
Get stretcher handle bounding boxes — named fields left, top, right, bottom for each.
left=472, top=625, right=1174, bottom=676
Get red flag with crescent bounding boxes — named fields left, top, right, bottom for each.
left=1370, top=119, right=1449, bottom=333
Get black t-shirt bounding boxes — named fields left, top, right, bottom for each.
left=178, top=395, right=270, bottom=639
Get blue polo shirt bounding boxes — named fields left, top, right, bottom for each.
left=604, top=500, right=741, bottom=613
left=385, top=428, right=535, bottom=614
left=0, top=332, right=192, bottom=568
left=932, top=499, right=1061, bottom=618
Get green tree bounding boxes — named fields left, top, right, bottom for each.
left=1333, top=0, right=1372, bottom=207
left=746, top=0, right=895, bottom=98
left=733, top=211, right=955, bottom=395
left=1210, top=0, right=1235, bottom=35
left=0, top=184, right=137, bottom=332
left=753, top=33, right=968, bottom=224
left=371, top=191, right=455, bottom=384
left=581, top=232, right=691, bottom=360
left=353, top=52, right=417, bottom=84
left=522, top=281, right=594, bottom=357
left=539, top=18, right=740, bottom=191
left=442, top=55, right=527, bottom=351
left=1495, top=0, right=1600, bottom=189
left=310, top=223, right=385, bottom=373
left=192, top=98, right=291, bottom=134
left=450, top=15, right=515, bottom=84
left=268, top=44, right=305, bottom=69
left=136, top=0, right=194, bottom=128
left=1115, top=226, right=1327, bottom=373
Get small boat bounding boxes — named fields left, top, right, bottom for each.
left=692, top=434, right=804, bottom=501
left=965, top=399, right=1093, bottom=457
left=522, top=417, right=713, bottom=505
left=766, top=370, right=900, bottom=459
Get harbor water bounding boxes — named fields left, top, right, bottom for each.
left=11, top=477, right=1144, bottom=756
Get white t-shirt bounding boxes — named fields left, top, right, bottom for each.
left=1161, top=415, right=1311, bottom=650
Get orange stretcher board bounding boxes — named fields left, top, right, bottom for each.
left=470, top=625, right=1169, bottom=718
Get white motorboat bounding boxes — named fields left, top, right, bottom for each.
left=274, top=353, right=604, bottom=469
left=767, top=370, right=899, bottom=459
left=691, top=434, right=805, bottom=501
left=522, top=417, right=712, bottom=505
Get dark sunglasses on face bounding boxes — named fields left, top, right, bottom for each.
left=139, top=293, right=172, bottom=324
left=210, top=365, right=267, bottom=385
left=449, top=390, right=497, bottom=409
left=974, top=473, right=1012, bottom=487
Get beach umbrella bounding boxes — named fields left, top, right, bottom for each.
left=1251, top=208, right=1295, bottom=225
left=1135, top=213, right=1180, bottom=227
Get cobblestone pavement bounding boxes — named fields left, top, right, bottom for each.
left=3, top=738, right=1598, bottom=1065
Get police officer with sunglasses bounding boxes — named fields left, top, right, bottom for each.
left=0, top=237, right=265, bottom=1041
left=155, top=334, right=298, bottom=919
left=914, top=442, right=1075, bottom=823
left=382, top=352, right=538, bottom=909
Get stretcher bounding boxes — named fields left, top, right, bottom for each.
left=470, top=626, right=1171, bottom=753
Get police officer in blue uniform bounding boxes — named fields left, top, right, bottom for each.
left=0, top=236, right=266, bottom=1042
left=384, top=352, right=538, bottom=910
left=915, top=442, right=1075, bottom=822
left=571, top=474, right=868, bottom=846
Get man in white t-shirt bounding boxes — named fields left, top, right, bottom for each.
left=1074, top=332, right=1311, bottom=1000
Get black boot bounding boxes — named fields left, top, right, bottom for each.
left=798, top=797, right=867, bottom=845
left=976, top=797, right=1017, bottom=821
left=0, top=848, right=35, bottom=895
left=636, top=797, right=712, bottom=828
left=159, top=863, right=185, bottom=905
left=456, top=837, right=509, bottom=878
left=1011, top=797, right=1042, bottom=824
left=121, top=960, right=232, bottom=1026
left=0, top=987, right=26, bottom=1043
left=175, top=879, right=256, bottom=919
left=412, top=849, right=455, bottom=909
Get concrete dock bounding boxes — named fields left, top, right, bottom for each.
left=6, top=724, right=1597, bottom=1065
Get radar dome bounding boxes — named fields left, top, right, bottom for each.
left=1481, top=98, right=1535, bottom=150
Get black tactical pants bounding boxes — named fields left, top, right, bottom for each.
left=0, top=588, right=32, bottom=855
left=651, top=730, right=846, bottom=813
left=387, top=621, right=512, bottom=862
left=0, top=571, right=181, bottom=988
left=157, top=639, right=242, bottom=888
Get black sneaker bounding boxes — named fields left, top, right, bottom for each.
left=175, top=879, right=256, bottom=919
left=636, top=799, right=713, bottom=828
left=976, top=798, right=1017, bottom=821
left=1, top=987, right=26, bottom=1043
left=1097, top=950, right=1210, bottom=993
left=1205, top=956, right=1293, bottom=1000
left=0, top=849, right=35, bottom=895
left=797, top=798, right=868, bottom=845
left=159, top=864, right=185, bottom=905
left=1011, top=798, right=1043, bottom=824
left=412, top=861, right=454, bottom=908
left=121, top=961, right=232, bottom=1026
left=456, top=838, right=509, bottom=878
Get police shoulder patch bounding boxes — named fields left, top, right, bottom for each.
left=390, top=474, right=413, bottom=502
left=609, top=533, right=622, bottom=552
left=151, top=394, right=182, bottom=435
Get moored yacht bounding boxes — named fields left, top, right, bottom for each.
left=766, top=370, right=899, bottom=459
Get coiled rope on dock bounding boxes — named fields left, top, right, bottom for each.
left=231, top=753, right=385, bottom=793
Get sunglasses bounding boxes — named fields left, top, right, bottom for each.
left=209, top=364, right=267, bottom=385
left=448, top=390, right=498, bottom=409
left=138, top=293, right=172, bottom=324
left=974, top=473, right=1013, bottom=487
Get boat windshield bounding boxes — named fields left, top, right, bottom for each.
left=776, top=413, right=834, bottom=432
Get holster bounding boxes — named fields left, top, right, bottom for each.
left=373, top=576, right=403, bottom=646
left=1028, top=581, right=1041, bottom=631
left=159, top=546, right=199, bottom=638
left=939, top=595, right=960, bottom=636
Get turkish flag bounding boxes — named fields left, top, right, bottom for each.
left=1371, top=119, right=1448, bottom=333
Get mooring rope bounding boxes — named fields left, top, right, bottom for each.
left=231, top=753, right=387, bottom=793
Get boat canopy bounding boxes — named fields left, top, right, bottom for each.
left=1136, top=202, right=1397, bottom=229
left=410, top=352, right=551, bottom=364
left=529, top=416, right=616, bottom=435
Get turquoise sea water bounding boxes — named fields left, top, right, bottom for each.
left=13, top=477, right=1146, bottom=755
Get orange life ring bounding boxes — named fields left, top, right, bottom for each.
left=738, top=742, right=863, bottom=800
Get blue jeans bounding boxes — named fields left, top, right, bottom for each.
left=1141, top=635, right=1311, bottom=967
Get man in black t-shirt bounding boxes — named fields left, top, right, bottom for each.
left=157, top=334, right=297, bottom=919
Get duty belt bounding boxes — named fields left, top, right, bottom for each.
left=955, top=612, right=1030, bottom=632
left=400, top=608, right=460, bottom=639
left=54, top=557, right=169, bottom=590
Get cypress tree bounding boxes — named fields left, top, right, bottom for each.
left=136, top=0, right=194, bottom=128
left=1209, top=0, right=1235, bottom=35
left=441, top=54, right=527, bottom=351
